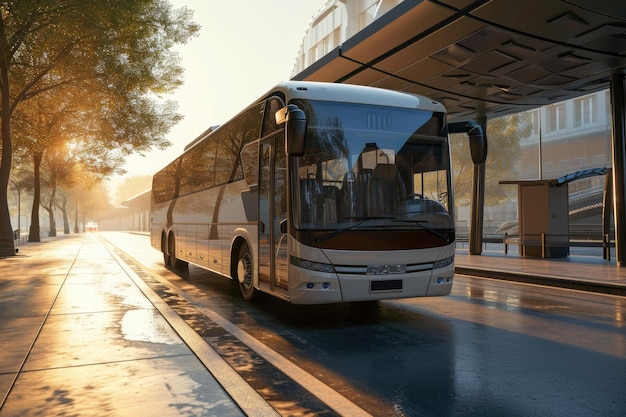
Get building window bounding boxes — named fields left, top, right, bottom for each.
left=359, top=0, right=380, bottom=29
left=546, top=103, right=565, bottom=132
left=591, top=154, right=606, bottom=165
left=309, top=7, right=342, bottom=59
left=574, top=95, right=597, bottom=127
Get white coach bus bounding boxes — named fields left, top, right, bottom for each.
left=151, top=81, right=484, bottom=304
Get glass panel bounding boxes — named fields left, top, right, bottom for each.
left=291, top=99, right=452, bottom=233
left=215, top=104, right=262, bottom=185
left=187, top=135, right=217, bottom=192
left=240, top=142, right=259, bottom=186
left=468, top=88, right=612, bottom=246
left=262, top=97, right=284, bottom=138
left=258, top=141, right=271, bottom=284
left=451, top=112, right=532, bottom=239
left=274, top=139, right=289, bottom=288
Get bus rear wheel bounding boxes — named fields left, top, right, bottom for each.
left=236, top=243, right=255, bottom=301
left=162, top=234, right=171, bottom=267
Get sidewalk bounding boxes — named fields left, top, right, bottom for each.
left=0, top=234, right=276, bottom=417
left=455, top=247, right=626, bottom=296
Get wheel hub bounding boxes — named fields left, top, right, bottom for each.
left=237, top=256, right=251, bottom=287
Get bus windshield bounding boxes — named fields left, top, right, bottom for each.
left=291, top=99, right=452, bottom=234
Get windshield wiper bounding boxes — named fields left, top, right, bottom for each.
left=392, top=219, right=452, bottom=243
left=314, top=216, right=394, bottom=243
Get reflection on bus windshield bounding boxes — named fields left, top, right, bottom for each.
left=292, top=100, right=451, bottom=231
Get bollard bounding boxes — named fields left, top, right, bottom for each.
left=504, top=232, right=508, bottom=254
left=603, top=234, right=611, bottom=261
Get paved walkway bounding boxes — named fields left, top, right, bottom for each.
left=0, top=234, right=276, bottom=417
left=1, top=234, right=624, bottom=416
left=455, top=247, right=626, bottom=296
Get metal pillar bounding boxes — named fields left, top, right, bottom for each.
left=610, top=74, right=626, bottom=266
left=469, top=116, right=487, bottom=255
left=602, top=168, right=613, bottom=260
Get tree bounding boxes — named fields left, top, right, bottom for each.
left=40, top=143, right=77, bottom=237
left=451, top=112, right=531, bottom=206
left=0, top=0, right=199, bottom=255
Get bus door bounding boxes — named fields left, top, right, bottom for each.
left=258, top=136, right=289, bottom=294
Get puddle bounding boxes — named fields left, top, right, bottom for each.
left=120, top=309, right=181, bottom=345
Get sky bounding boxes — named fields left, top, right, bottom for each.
left=112, top=0, right=325, bottom=195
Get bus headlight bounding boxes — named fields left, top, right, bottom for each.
left=291, top=256, right=335, bottom=273
left=433, top=256, right=454, bottom=270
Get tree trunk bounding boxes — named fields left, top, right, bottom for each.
left=0, top=109, right=14, bottom=255
left=0, top=15, right=15, bottom=257
left=74, top=199, right=79, bottom=233
left=47, top=187, right=57, bottom=237
left=57, top=196, right=70, bottom=234
left=41, top=201, right=52, bottom=236
left=28, top=152, right=42, bottom=242
left=44, top=198, right=56, bottom=237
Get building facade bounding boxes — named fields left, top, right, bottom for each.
left=292, top=0, right=404, bottom=77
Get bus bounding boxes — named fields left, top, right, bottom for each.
left=151, top=81, right=484, bottom=304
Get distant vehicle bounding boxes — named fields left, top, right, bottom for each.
left=85, top=222, right=98, bottom=232
left=150, top=81, right=484, bottom=304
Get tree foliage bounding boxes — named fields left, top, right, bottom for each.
left=451, top=112, right=531, bottom=206
left=0, top=0, right=199, bottom=254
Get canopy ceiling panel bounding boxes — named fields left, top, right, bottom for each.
left=373, top=17, right=485, bottom=73
left=341, top=1, right=454, bottom=63
left=293, top=0, right=626, bottom=122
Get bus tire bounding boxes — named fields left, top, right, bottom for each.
left=236, top=242, right=255, bottom=301
left=168, top=234, right=188, bottom=269
left=162, top=239, right=170, bottom=267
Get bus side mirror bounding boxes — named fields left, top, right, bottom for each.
left=448, top=120, right=487, bottom=164
left=276, top=105, right=306, bottom=156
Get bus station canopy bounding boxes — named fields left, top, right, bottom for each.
left=293, top=0, right=626, bottom=122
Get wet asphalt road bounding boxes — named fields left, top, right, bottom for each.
left=105, top=232, right=626, bottom=417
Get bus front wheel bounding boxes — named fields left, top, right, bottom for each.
left=167, top=234, right=188, bottom=269
left=236, top=243, right=256, bottom=301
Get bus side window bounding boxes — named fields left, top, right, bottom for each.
left=217, top=103, right=263, bottom=185
left=241, top=142, right=258, bottom=187
left=262, top=96, right=285, bottom=138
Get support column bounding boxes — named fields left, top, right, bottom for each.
left=469, top=115, right=487, bottom=255
left=610, top=74, right=626, bottom=266
left=602, top=168, right=613, bottom=260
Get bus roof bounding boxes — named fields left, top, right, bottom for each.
left=270, top=81, right=446, bottom=113
left=183, top=81, right=446, bottom=153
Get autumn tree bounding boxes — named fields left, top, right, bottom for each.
left=12, top=89, right=82, bottom=240
left=0, top=0, right=199, bottom=255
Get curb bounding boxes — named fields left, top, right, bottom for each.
left=455, top=267, right=626, bottom=297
